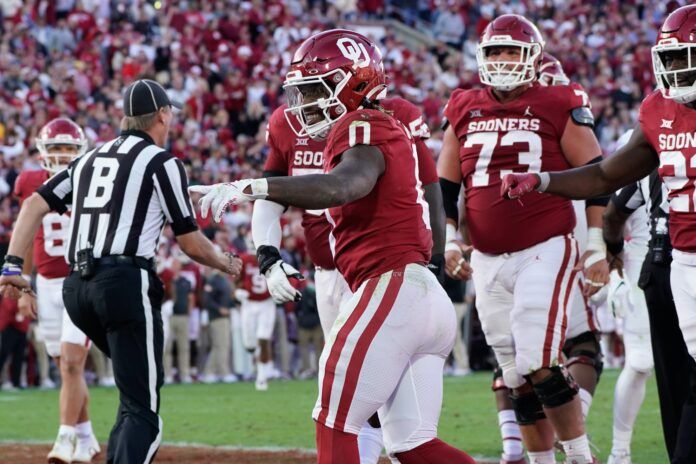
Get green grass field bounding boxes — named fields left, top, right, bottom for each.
left=0, top=369, right=666, bottom=462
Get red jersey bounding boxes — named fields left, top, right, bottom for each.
left=324, top=109, right=432, bottom=291
left=263, top=97, right=437, bottom=270
left=639, top=90, right=696, bottom=252
left=445, top=83, right=589, bottom=254
left=14, top=170, right=70, bottom=279
left=239, top=253, right=272, bottom=301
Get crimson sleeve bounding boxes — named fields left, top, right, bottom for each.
left=415, top=139, right=438, bottom=185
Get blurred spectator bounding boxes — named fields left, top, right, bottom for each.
left=295, top=282, right=323, bottom=379
left=433, top=3, right=465, bottom=49
left=0, top=297, right=30, bottom=390
left=164, top=256, right=194, bottom=384
left=201, top=268, right=236, bottom=384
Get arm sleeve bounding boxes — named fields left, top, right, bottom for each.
left=36, top=168, right=73, bottom=214
left=415, top=139, right=438, bottom=185
left=251, top=200, right=285, bottom=249
left=611, top=182, right=644, bottom=215
left=152, top=156, right=199, bottom=236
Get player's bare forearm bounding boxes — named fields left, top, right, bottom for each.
left=602, top=201, right=630, bottom=246
left=266, top=174, right=356, bottom=209
left=177, top=230, right=241, bottom=275
left=585, top=205, right=605, bottom=228
left=424, top=182, right=445, bottom=255
left=266, top=145, right=384, bottom=209
left=8, top=193, right=50, bottom=259
left=546, top=125, right=658, bottom=199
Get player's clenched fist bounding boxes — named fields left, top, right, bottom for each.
left=500, top=173, right=541, bottom=200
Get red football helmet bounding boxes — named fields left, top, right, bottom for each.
left=476, top=14, right=545, bottom=91
left=538, top=52, right=570, bottom=86
left=36, top=118, right=88, bottom=174
left=283, top=29, right=387, bottom=139
left=652, top=5, right=696, bottom=103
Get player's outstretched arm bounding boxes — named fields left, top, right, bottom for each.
left=503, top=125, right=658, bottom=200
left=191, top=147, right=384, bottom=221
left=264, top=145, right=385, bottom=209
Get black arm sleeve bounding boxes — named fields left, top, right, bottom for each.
left=584, top=156, right=610, bottom=207
left=439, top=177, right=461, bottom=222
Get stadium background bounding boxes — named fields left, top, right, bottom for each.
left=0, top=0, right=677, bottom=462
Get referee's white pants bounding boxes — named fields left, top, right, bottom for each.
left=671, top=250, right=696, bottom=363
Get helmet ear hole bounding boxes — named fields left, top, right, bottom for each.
left=354, top=82, right=367, bottom=92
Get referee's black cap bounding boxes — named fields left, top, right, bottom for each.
left=123, top=79, right=183, bottom=117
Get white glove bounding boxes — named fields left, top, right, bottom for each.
left=234, top=289, right=250, bottom=302
left=189, top=179, right=269, bottom=223
left=607, top=269, right=632, bottom=318
left=265, top=260, right=304, bottom=303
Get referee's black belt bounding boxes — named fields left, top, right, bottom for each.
left=72, top=255, right=157, bottom=272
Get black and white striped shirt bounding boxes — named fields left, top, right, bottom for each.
left=612, top=169, right=670, bottom=239
left=37, top=130, right=198, bottom=265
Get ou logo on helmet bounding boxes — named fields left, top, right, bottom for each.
left=337, top=38, right=371, bottom=68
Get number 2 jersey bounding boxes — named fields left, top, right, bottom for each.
left=445, top=82, right=590, bottom=254
left=323, top=109, right=432, bottom=291
left=238, top=253, right=272, bottom=301
left=14, top=169, right=71, bottom=278
left=639, top=90, right=696, bottom=253
left=263, top=97, right=437, bottom=270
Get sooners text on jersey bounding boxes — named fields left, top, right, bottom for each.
left=445, top=83, right=590, bottom=254
left=239, top=253, right=272, bottom=300
left=639, top=90, right=696, bottom=253
left=323, top=109, right=432, bottom=291
left=264, top=97, right=436, bottom=270
left=14, top=170, right=70, bottom=278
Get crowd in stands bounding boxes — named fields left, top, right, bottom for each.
left=0, top=0, right=679, bottom=388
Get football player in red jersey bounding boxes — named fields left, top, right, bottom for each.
left=502, top=1, right=696, bottom=449
left=483, top=52, right=605, bottom=464
left=234, top=252, right=276, bottom=391
left=13, top=118, right=101, bottom=463
left=191, top=30, right=474, bottom=464
left=251, top=32, right=440, bottom=464
left=438, top=15, right=608, bottom=464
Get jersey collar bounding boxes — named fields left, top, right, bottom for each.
left=120, top=129, right=156, bottom=144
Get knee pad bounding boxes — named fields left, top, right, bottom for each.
left=564, top=331, right=604, bottom=380
left=492, top=367, right=507, bottom=392
left=509, top=390, right=546, bottom=425
left=531, top=366, right=579, bottom=408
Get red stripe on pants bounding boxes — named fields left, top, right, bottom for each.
left=543, top=236, right=572, bottom=366
left=316, top=278, right=379, bottom=426
left=332, top=268, right=405, bottom=431
left=557, top=240, right=581, bottom=359
left=580, top=279, right=598, bottom=332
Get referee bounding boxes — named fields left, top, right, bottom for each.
left=604, top=165, right=696, bottom=463
left=0, top=79, right=242, bottom=463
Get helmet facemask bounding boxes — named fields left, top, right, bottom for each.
left=37, top=142, right=85, bottom=175
left=283, top=68, right=352, bottom=140
left=652, top=40, right=696, bottom=104
left=477, top=41, right=542, bottom=91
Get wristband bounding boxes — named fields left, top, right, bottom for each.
left=536, top=172, right=550, bottom=192
left=4, top=255, right=24, bottom=267
left=445, top=223, right=457, bottom=244
left=256, top=245, right=282, bottom=274
left=223, top=252, right=239, bottom=274
left=605, top=239, right=624, bottom=257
